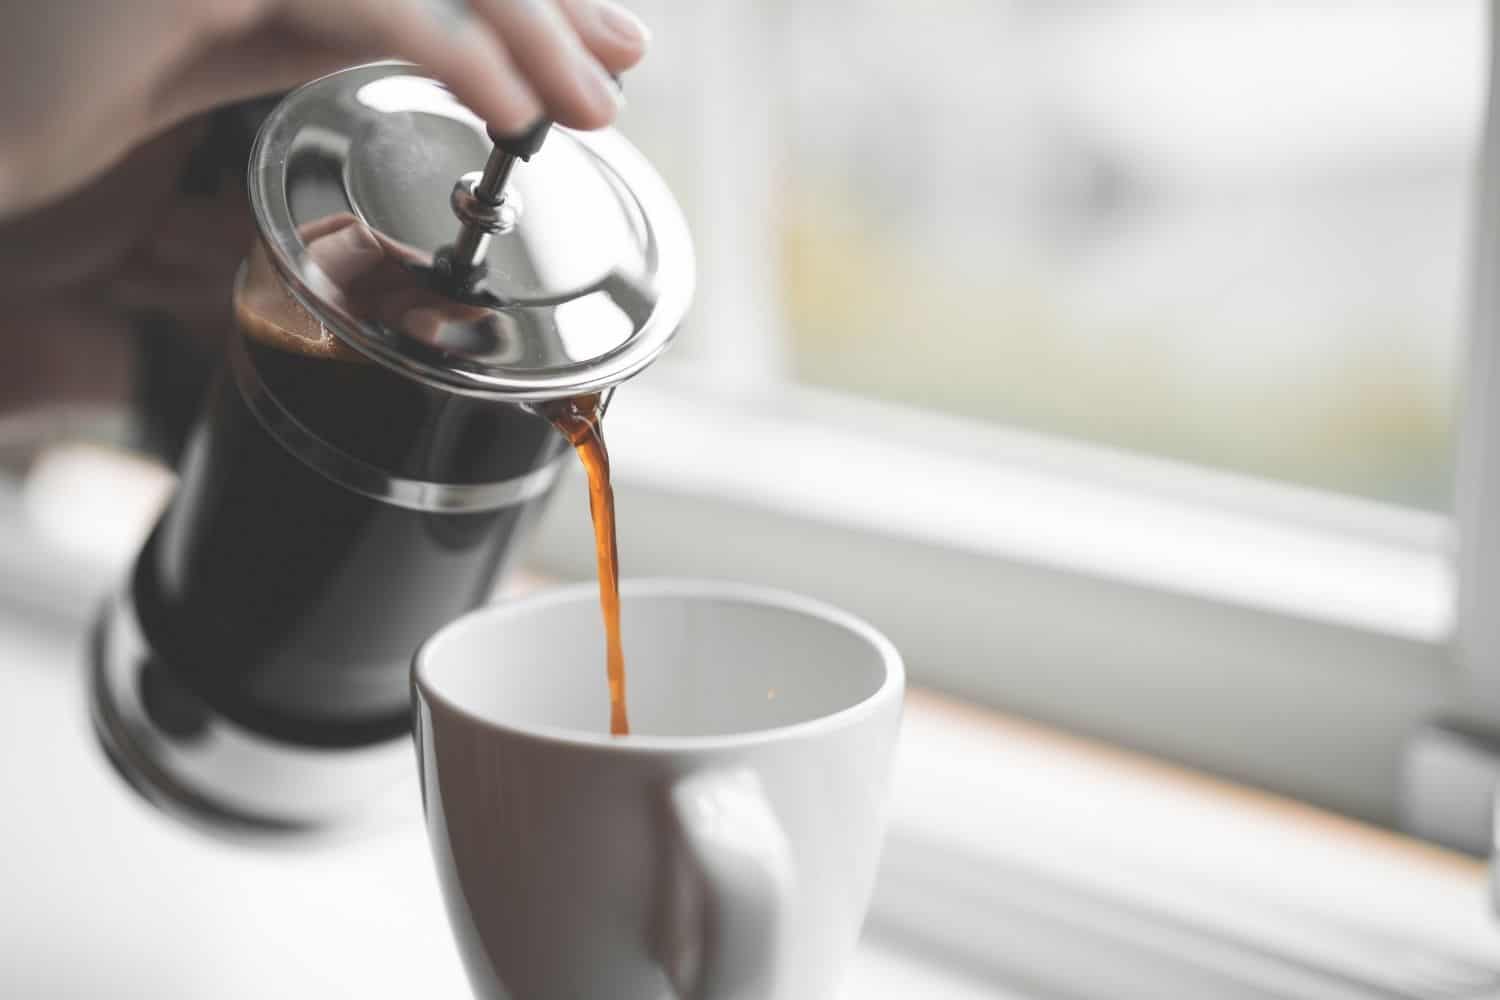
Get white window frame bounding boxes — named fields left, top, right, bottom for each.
left=1459, top=4, right=1500, bottom=721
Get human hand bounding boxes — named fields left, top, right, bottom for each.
left=0, top=0, right=649, bottom=436
left=0, top=119, right=241, bottom=426
left=0, top=0, right=649, bottom=218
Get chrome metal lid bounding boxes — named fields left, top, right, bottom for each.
left=247, top=62, right=693, bottom=400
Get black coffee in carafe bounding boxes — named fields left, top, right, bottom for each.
left=130, top=237, right=566, bottom=744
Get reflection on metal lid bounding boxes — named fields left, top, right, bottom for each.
left=248, top=62, right=694, bottom=400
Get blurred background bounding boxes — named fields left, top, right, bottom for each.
left=617, top=0, right=1482, bottom=510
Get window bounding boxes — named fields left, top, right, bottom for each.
left=617, top=1, right=1484, bottom=510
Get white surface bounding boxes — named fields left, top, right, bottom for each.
left=0, top=607, right=984, bottom=999
left=0, top=614, right=465, bottom=999
left=19, top=444, right=172, bottom=568
left=842, top=939, right=1016, bottom=1000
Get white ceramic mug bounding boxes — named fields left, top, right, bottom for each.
left=412, top=579, right=905, bottom=1000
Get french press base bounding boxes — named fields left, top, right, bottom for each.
left=92, top=591, right=414, bottom=835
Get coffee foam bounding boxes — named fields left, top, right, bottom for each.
left=233, top=240, right=365, bottom=363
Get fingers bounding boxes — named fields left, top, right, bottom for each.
left=273, top=0, right=542, bottom=135
left=441, top=23, right=546, bottom=135
left=472, top=0, right=623, bottom=130
left=284, top=0, right=643, bottom=132
left=556, top=0, right=650, bottom=76
left=362, top=0, right=650, bottom=131
left=178, top=1, right=649, bottom=138
left=303, top=216, right=389, bottom=288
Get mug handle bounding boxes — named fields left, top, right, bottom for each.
left=665, top=768, right=794, bottom=1000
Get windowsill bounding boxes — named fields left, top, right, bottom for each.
left=606, top=365, right=1453, bottom=643
left=877, top=690, right=1500, bottom=996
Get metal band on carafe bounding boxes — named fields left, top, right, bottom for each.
left=227, top=331, right=560, bottom=514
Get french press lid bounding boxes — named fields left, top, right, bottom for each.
left=247, top=62, right=693, bottom=401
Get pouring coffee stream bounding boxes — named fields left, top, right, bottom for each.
left=544, top=392, right=629, bottom=736
left=436, top=119, right=633, bottom=737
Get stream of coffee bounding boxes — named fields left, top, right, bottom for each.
left=546, top=394, right=629, bottom=736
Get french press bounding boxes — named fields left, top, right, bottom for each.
left=90, top=62, right=693, bottom=834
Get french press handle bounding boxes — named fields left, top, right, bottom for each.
left=437, top=119, right=551, bottom=287
left=490, top=118, right=553, bottom=162
left=441, top=74, right=621, bottom=286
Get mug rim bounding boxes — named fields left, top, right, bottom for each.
left=411, top=577, right=905, bottom=754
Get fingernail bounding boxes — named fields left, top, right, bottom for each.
left=597, top=1, right=651, bottom=48
left=501, top=87, right=544, bottom=134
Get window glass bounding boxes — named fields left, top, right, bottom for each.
left=620, top=1, right=1483, bottom=511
